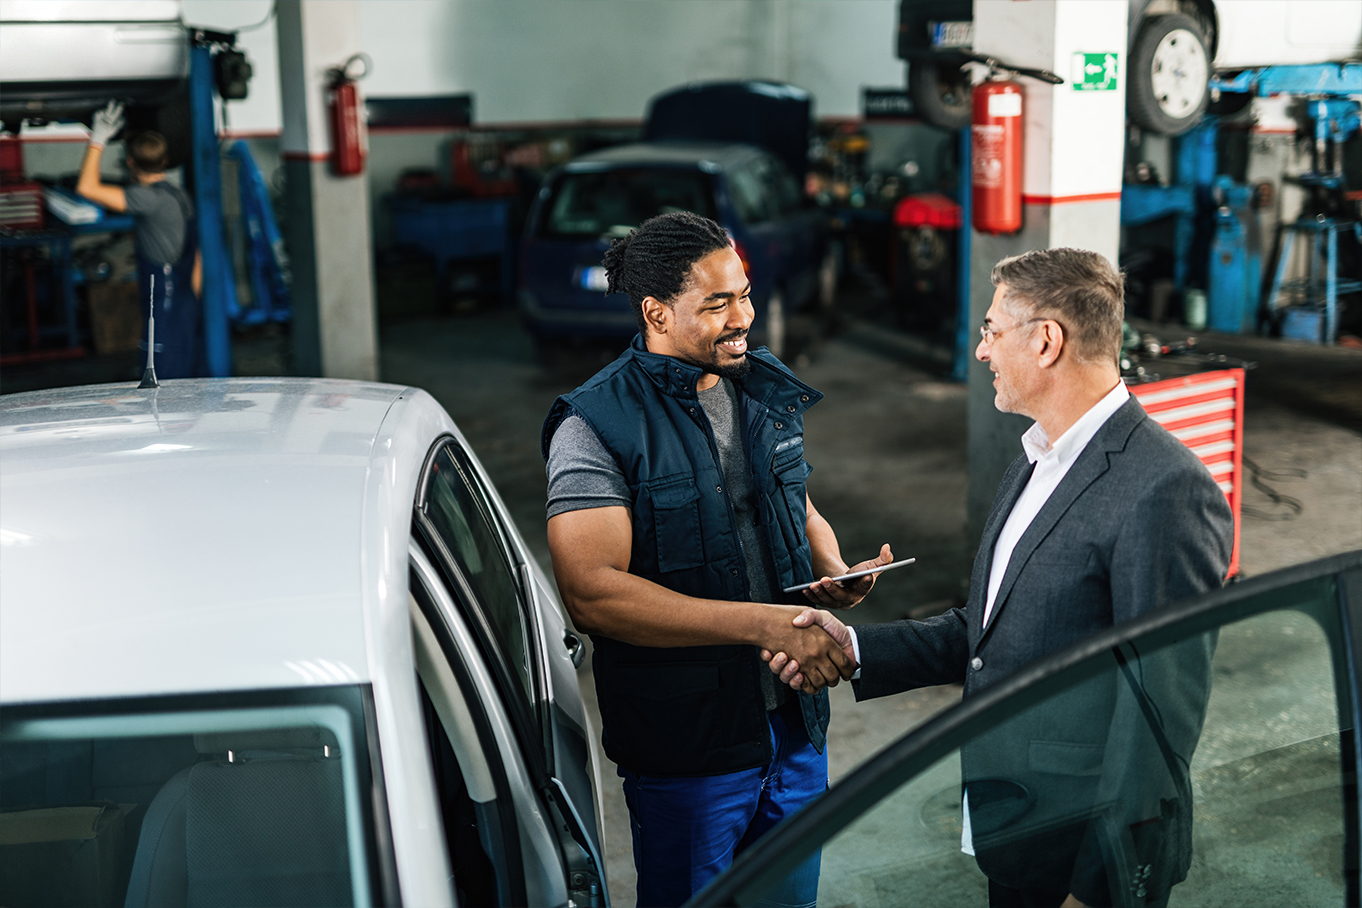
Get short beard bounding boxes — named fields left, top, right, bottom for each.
left=675, top=347, right=751, bottom=381
left=712, top=356, right=751, bottom=380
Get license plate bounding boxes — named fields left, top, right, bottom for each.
left=930, top=20, right=973, bottom=49
left=579, top=266, right=609, bottom=292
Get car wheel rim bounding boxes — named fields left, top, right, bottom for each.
left=1150, top=28, right=1208, bottom=119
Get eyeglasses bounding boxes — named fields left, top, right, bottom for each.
left=979, top=318, right=1047, bottom=345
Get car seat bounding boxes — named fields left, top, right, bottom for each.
left=123, top=728, right=351, bottom=908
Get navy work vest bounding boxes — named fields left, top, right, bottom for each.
left=542, top=335, right=830, bottom=777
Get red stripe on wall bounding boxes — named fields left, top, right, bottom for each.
left=1022, top=191, right=1124, bottom=205
left=281, top=150, right=330, bottom=162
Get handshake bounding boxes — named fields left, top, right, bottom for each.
left=758, top=543, right=890, bottom=694
left=759, top=606, right=854, bottom=695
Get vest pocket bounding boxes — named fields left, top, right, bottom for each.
left=769, top=453, right=812, bottom=557
left=644, top=475, right=705, bottom=573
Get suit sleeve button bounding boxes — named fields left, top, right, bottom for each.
left=774, top=421, right=784, bottom=429
left=786, top=404, right=796, bottom=413
left=730, top=568, right=740, bottom=577
left=970, top=657, right=984, bottom=671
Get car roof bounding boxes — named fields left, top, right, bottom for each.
left=565, top=140, right=765, bottom=171
left=0, top=377, right=456, bottom=705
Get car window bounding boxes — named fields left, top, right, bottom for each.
left=727, top=163, right=773, bottom=225
left=420, top=442, right=536, bottom=717
left=752, top=154, right=801, bottom=219
left=0, top=690, right=379, bottom=908
left=698, top=560, right=1356, bottom=908
left=543, top=168, right=716, bottom=239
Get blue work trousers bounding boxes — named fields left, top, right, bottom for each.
left=619, top=699, right=825, bottom=908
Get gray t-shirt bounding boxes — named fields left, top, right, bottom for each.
left=124, top=181, right=192, bottom=266
left=547, top=378, right=789, bottom=709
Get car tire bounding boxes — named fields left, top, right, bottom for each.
left=764, top=289, right=787, bottom=361
left=909, top=57, right=972, bottom=131
left=1128, top=13, right=1211, bottom=136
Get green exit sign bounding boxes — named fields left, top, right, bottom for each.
left=1072, top=53, right=1118, bottom=91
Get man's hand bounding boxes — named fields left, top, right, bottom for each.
left=89, top=101, right=125, bottom=148
left=760, top=606, right=857, bottom=694
left=761, top=608, right=855, bottom=693
left=1059, top=895, right=1088, bottom=908
left=796, top=543, right=893, bottom=609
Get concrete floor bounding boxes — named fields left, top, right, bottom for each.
left=3, top=293, right=1359, bottom=904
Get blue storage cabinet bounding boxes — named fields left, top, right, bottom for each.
left=388, top=196, right=515, bottom=304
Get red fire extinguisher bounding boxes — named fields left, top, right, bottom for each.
left=971, top=77, right=1023, bottom=234
left=328, top=53, right=370, bottom=177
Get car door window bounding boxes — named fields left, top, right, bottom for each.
left=699, top=559, right=1356, bottom=908
left=419, top=441, right=535, bottom=714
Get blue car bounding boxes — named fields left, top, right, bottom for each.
left=518, top=140, right=833, bottom=359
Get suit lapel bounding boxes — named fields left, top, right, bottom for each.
left=977, top=398, right=1146, bottom=647
left=966, top=456, right=1034, bottom=647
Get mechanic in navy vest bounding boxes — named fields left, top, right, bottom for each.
left=543, top=211, right=894, bottom=908
left=79, top=102, right=203, bottom=379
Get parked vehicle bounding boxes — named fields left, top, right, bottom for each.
left=0, top=0, right=191, bottom=160
left=0, top=378, right=606, bottom=908
left=691, top=550, right=1362, bottom=907
left=519, top=82, right=833, bottom=360
left=897, top=0, right=1362, bottom=135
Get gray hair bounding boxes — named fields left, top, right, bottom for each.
left=990, top=248, right=1124, bottom=365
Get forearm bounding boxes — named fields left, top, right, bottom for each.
left=557, top=563, right=783, bottom=648
left=76, top=145, right=127, bottom=211
left=805, top=497, right=848, bottom=579
left=76, top=145, right=103, bottom=198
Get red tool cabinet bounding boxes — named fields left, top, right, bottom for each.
left=1128, top=368, right=1245, bottom=578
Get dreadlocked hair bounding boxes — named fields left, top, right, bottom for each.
left=602, top=211, right=732, bottom=333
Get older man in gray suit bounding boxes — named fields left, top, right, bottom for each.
left=769, top=248, right=1234, bottom=908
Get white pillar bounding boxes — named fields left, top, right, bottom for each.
left=966, top=0, right=1128, bottom=539
left=276, top=0, right=378, bottom=381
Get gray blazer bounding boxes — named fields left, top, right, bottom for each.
left=854, top=396, right=1234, bottom=902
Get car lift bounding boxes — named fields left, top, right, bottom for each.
left=188, top=28, right=291, bottom=377
left=1123, top=63, right=1360, bottom=344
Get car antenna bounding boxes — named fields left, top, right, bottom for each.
left=138, top=274, right=159, bottom=389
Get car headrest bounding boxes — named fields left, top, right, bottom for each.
left=193, top=727, right=338, bottom=756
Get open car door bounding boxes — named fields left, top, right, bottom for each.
left=692, top=550, right=1362, bottom=908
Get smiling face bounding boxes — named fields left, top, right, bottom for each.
left=976, top=283, right=1041, bottom=416
left=644, top=246, right=754, bottom=385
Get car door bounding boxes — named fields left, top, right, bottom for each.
left=411, top=436, right=606, bottom=907
left=692, top=550, right=1362, bottom=907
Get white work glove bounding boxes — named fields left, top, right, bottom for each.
left=89, top=101, right=125, bottom=148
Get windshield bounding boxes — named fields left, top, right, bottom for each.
left=542, top=167, right=717, bottom=239
left=0, top=687, right=378, bottom=907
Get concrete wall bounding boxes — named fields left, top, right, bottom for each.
left=183, top=0, right=905, bottom=131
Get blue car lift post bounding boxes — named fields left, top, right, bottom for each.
left=1211, top=64, right=1362, bottom=344
left=188, top=37, right=236, bottom=377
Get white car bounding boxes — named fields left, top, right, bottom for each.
left=898, top=0, right=1362, bottom=135
left=0, top=378, right=606, bottom=907
left=0, top=0, right=188, bottom=124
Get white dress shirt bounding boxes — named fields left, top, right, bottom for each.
left=842, top=381, right=1130, bottom=855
